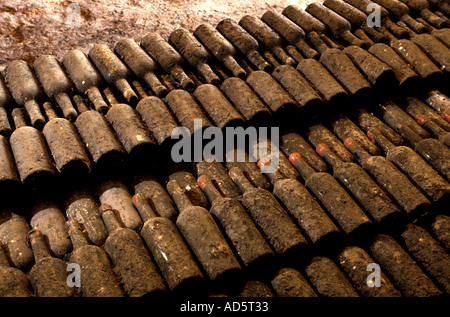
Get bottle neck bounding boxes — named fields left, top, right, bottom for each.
left=197, top=175, right=223, bottom=204
left=28, top=230, right=52, bottom=262
left=367, top=128, right=396, bottom=154
left=344, top=138, right=372, bottom=163
left=100, top=204, right=125, bottom=233
left=316, top=144, right=341, bottom=169
left=288, top=152, right=315, bottom=182
left=11, top=107, right=29, bottom=129
left=132, top=193, right=158, bottom=222
left=0, top=243, right=10, bottom=267
left=228, top=167, right=255, bottom=193
left=257, top=158, right=286, bottom=185
left=419, top=117, right=445, bottom=138
left=66, top=219, right=89, bottom=250
left=166, top=180, right=194, bottom=213
left=397, top=124, right=423, bottom=148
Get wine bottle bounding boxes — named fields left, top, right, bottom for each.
left=289, top=152, right=372, bottom=238
left=410, top=33, right=450, bottom=75
left=42, top=117, right=92, bottom=176
left=66, top=219, right=124, bottom=297
left=62, top=49, right=109, bottom=114
left=166, top=180, right=242, bottom=286
left=0, top=241, right=32, bottom=297
left=344, top=137, right=431, bottom=218
left=88, top=44, right=138, bottom=105
left=396, top=123, right=450, bottom=181
left=195, top=160, right=241, bottom=199
left=0, top=135, right=20, bottom=195
left=270, top=268, right=317, bottom=297
left=239, top=15, right=296, bottom=66
left=141, top=33, right=195, bottom=92
left=370, top=234, right=442, bottom=297
left=114, top=38, right=167, bottom=97
left=27, top=230, right=74, bottom=297
left=417, top=116, right=450, bottom=147
left=9, top=108, right=56, bottom=186
left=305, top=256, right=359, bottom=297
left=400, top=0, right=449, bottom=28
left=216, top=18, right=272, bottom=72
left=229, top=166, right=308, bottom=259
left=194, top=23, right=246, bottom=78
left=33, top=55, right=78, bottom=121
left=258, top=158, right=341, bottom=249
left=197, top=175, right=275, bottom=272
left=4, top=60, right=46, bottom=130
left=0, top=74, right=13, bottom=137
left=368, top=128, right=450, bottom=205
left=337, top=246, right=401, bottom=297
left=99, top=204, right=167, bottom=297
left=132, top=193, right=205, bottom=293
left=317, top=143, right=403, bottom=227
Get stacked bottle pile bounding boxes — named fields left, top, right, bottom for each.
left=0, top=0, right=450, bottom=297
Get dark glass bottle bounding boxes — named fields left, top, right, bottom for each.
left=0, top=241, right=32, bottom=297
left=317, top=143, right=402, bottom=227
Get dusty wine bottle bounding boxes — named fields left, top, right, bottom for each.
left=239, top=280, right=275, bottom=297
left=330, top=114, right=381, bottom=156
left=270, top=268, right=318, bottom=297
left=167, top=166, right=210, bottom=209
left=337, top=246, right=402, bottom=297
left=9, top=108, right=56, bottom=186
left=164, top=89, right=213, bottom=135
left=220, top=77, right=272, bottom=125
left=370, top=234, right=442, bottom=297
left=194, top=23, right=246, bottom=78
left=306, top=122, right=355, bottom=162
left=368, top=43, right=420, bottom=92
left=132, top=173, right=178, bottom=222
left=417, top=117, right=450, bottom=147
left=62, top=49, right=109, bottom=114
left=198, top=175, right=275, bottom=272
left=289, top=152, right=372, bottom=238
left=305, top=256, right=359, bottom=297
left=372, top=0, right=428, bottom=33
left=33, top=55, right=78, bottom=121
left=229, top=166, right=308, bottom=259
left=166, top=180, right=242, bottom=286
left=195, top=160, right=241, bottom=199
left=63, top=187, right=108, bottom=246
left=390, top=39, right=443, bottom=84
left=306, top=2, right=366, bottom=47
left=424, top=90, right=450, bottom=116
left=105, top=103, right=157, bottom=161
left=66, top=219, right=124, bottom=297
left=29, top=196, right=72, bottom=258
left=0, top=135, right=20, bottom=195
left=114, top=38, right=167, bottom=97
left=193, top=84, right=245, bottom=129
left=262, top=10, right=319, bottom=60
left=368, top=128, right=450, bottom=205
left=74, top=110, right=126, bottom=169
left=88, top=44, right=138, bottom=105
left=0, top=241, right=32, bottom=297
left=396, top=123, right=450, bottom=182
left=216, top=18, right=272, bottom=72
left=97, top=178, right=143, bottom=232
left=430, top=214, right=450, bottom=252
left=403, top=96, right=450, bottom=132
left=169, top=28, right=220, bottom=85
left=0, top=74, right=12, bottom=137
left=4, top=60, right=46, bottom=130
left=27, top=230, right=74, bottom=297
left=400, top=0, right=449, bottom=28
left=99, top=204, right=167, bottom=297
left=140, top=33, right=195, bottom=92
left=132, top=193, right=205, bottom=293
left=410, top=34, right=450, bottom=75
left=238, top=15, right=296, bottom=66
left=400, top=223, right=450, bottom=294
left=271, top=65, right=323, bottom=114
left=317, top=143, right=402, bottom=227
left=258, top=158, right=341, bottom=249
left=323, top=0, right=388, bottom=44
left=344, top=137, right=431, bottom=218
left=42, top=117, right=92, bottom=176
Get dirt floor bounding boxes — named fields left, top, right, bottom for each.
left=0, top=0, right=319, bottom=71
